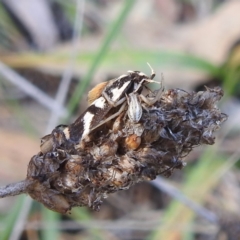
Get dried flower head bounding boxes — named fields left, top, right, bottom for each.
left=26, top=73, right=227, bottom=214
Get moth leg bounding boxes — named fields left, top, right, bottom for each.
left=147, top=62, right=156, bottom=79
left=139, top=75, right=164, bottom=106
left=90, top=102, right=127, bottom=132
left=102, top=91, right=126, bottom=107
left=133, top=78, right=148, bottom=93
left=133, top=77, right=160, bottom=94
left=139, top=87, right=163, bottom=106
left=125, top=92, right=130, bottom=105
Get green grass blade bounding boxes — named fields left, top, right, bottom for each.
left=71, top=207, right=91, bottom=220
left=106, top=50, right=220, bottom=77
left=0, top=49, right=220, bottom=78
left=66, top=0, right=136, bottom=118
left=0, top=195, right=25, bottom=240
left=0, top=4, right=25, bottom=51
left=71, top=208, right=105, bottom=240
left=148, top=147, right=225, bottom=240
left=222, top=68, right=240, bottom=98
left=41, top=207, right=61, bottom=240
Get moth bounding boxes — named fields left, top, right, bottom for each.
left=41, top=66, right=163, bottom=152
left=68, top=67, right=163, bottom=144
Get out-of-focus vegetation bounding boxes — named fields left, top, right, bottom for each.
left=0, top=0, right=240, bottom=239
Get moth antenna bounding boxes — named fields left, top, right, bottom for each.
left=147, top=62, right=155, bottom=79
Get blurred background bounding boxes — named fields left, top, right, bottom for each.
left=0, top=0, right=240, bottom=239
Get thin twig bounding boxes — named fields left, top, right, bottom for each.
left=0, top=180, right=32, bottom=198
left=0, top=61, right=67, bottom=116
left=151, top=177, right=219, bottom=223
left=15, top=219, right=217, bottom=233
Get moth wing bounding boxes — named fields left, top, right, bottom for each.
left=88, top=81, right=108, bottom=105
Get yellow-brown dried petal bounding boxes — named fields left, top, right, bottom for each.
left=125, top=134, right=141, bottom=150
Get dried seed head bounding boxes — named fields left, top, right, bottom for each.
left=26, top=73, right=227, bottom=214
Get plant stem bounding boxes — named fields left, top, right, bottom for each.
left=0, top=180, right=32, bottom=198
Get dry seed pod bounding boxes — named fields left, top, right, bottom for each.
left=125, top=134, right=141, bottom=150
left=27, top=180, right=71, bottom=214
left=25, top=71, right=227, bottom=214
left=90, top=139, right=118, bottom=161
left=40, top=134, right=53, bottom=154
